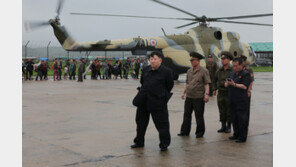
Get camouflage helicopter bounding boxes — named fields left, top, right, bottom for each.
left=25, top=0, right=272, bottom=80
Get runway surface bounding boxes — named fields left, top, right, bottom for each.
left=23, top=72, right=273, bottom=167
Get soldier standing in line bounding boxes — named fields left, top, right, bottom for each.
left=43, top=60, right=49, bottom=80
left=69, top=60, right=77, bottom=80
left=58, top=58, right=63, bottom=80
left=90, top=60, right=97, bottom=80
left=96, top=60, right=102, bottom=79
left=26, top=58, right=34, bottom=80
left=35, top=61, right=44, bottom=81
left=118, top=60, right=123, bottom=79
left=77, top=59, right=84, bottom=82
left=178, top=52, right=211, bottom=138
left=52, top=59, right=59, bottom=81
left=213, top=51, right=233, bottom=133
left=134, top=59, right=141, bottom=79
left=206, top=54, right=218, bottom=96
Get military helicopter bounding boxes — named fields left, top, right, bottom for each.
left=25, top=0, right=272, bottom=80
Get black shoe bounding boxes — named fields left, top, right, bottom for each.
left=235, top=139, right=246, bottom=143
left=224, top=128, right=231, bottom=133
left=229, top=136, right=238, bottom=140
left=177, top=133, right=189, bottom=136
left=217, top=122, right=226, bottom=133
left=130, top=144, right=144, bottom=148
left=196, top=134, right=204, bottom=138
left=160, top=147, right=167, bottom=151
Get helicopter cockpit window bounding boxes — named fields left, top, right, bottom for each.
left=214, top=31, right=222, bottom=40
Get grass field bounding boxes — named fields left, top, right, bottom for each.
left=250, top=66, right=273, bottom=72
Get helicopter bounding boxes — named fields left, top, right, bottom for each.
left=25, top=0, right=272, bottom=80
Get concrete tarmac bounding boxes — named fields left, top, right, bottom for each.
left=23, top=72, right=273, bottom=167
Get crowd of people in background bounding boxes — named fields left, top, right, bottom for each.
left=22, top=57, right=150, bottom=82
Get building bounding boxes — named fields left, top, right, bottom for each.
left=249, top=42, right=273, bottom=60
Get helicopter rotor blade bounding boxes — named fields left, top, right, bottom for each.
left=215, top=20, right=273, bottom=26
left=211, top=13, right=273, bottom=21
left=24, top=21, right=50, bottom=31
left=70, top=12, right=195, bottom=21
left=175, top=21, right=198, bottom=29
left=56, top=0, right=65, bottom=18
left=151, top=0, right=199, bottom=19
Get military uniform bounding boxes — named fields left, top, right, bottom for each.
left=206, top=56, right=218, bottom=96
left=179, top=52, right=211, bottom=137
left=244, top=64, right=254, bottom=130
left=213, top=52, right=233, bottom=133
left=133, top=64, right=174, bottom=150
left=228, top=70, right=251, bottom=142
left=77, top=61, right=84, bottom=82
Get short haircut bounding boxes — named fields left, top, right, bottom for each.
left=149, top=51, right=164, bottom=60
left=233, top=57, right=243, bottom=65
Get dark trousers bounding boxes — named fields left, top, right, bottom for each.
left=135, top=68, right=139, bottom=79
left=69, top=71, right=76, bottom=80
left=96, top=70, right=102, bottom=79
left=58, top=69, right=62, bottom=80
left=230, top=99, right=249, bottom=141
left=78, top=72, right=83, bottom=82
left=26, top=70, right=33, bottom=80
left=124, top=67, right=129, bottom=79
left=35, top=71, right=43, bottom=81
left=133, top=106, right=171, bottom=148
left=43, top=70, right=48, bottom=79
left=209, top=83, right=213, bottom=96
left=119, top=69, right=122, bottom=79
left=91, top=70, right=96, bottom=79
left=217, top=91, right=231, bottom=123
left=180, top=97, right=205, bottom=136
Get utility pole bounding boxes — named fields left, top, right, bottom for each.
left=25, top=41, right=30, bottom=59
left=47, top=41, right=51, bottom=60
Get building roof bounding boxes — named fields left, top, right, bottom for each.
left=249, top=42, right=273, bottom=52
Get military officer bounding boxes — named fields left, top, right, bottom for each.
left=225, top=57, right=251, bottom=143
left=178, top=52, right=211, bottom=138
left=238, top=55, right=254, bottom=133
left=213, top=51, right=233, bottom=133
left=206, top=54, right=218, bottom=96
left=131, top=51, right=174, bottom=151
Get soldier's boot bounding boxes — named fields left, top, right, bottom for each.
left=217, top=122, right=226, bottom=133
left=224, top=122, right=231, bottom=133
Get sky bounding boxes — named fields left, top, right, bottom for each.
left=22, top=0, right=273, bottom=47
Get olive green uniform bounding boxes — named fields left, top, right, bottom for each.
left=206, top=60, right=218, bottom=96
left=180, top=66, right=211, bottom=136
left=213, top=66, right=233, bottom=123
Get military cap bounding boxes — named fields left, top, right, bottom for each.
left=207, top=54, right=213, bottom=58
left=220, top=51, right=233, bottom=60
left=190, top=52, right=204, bottom=61
left=238, top=55, right=247, bottom=61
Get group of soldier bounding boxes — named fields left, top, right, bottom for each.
left=22, top=57, right=150, bottom=82
left=131, top=51, right=254, bottom=151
